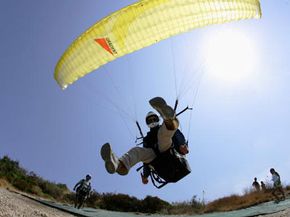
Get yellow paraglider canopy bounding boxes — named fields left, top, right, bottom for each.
left=54, top=0, right=261, bottom=89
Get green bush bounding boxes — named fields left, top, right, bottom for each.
left=100, top=193, right=141, bottom=212
left=85, top=190, right=102, bottom=208
left=141, top=195, right=170, bottom=213
left=0, top=156, right=69, bottom=201
left=0, top=156, right=27, bottom=183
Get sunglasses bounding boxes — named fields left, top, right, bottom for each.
left=146, top=116, right=159, bottom=124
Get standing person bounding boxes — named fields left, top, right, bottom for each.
left=100, top=97, right=190, bottom=187
left=252, top=177, right=260, bottom=191
left=73, top=174, right=92, bottom=209
left=261, top=181, right=267, bottom=192
left=270, top=168, right=286, bottom=203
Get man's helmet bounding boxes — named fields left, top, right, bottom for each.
left=146, top=111, right=160, bottom=128
left=86, top=174, right=92, bottom=180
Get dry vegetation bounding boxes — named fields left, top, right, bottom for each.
left=166, top=188, right=290, bottom=215
left=204, top=191, right=273, bottom=213
left=0, top=178, right=12, bottom=188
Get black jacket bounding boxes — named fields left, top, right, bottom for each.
left=142, top=126, right=186, bottom=178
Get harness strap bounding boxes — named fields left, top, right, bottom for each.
left=136, top=164, right=169, bottom=189
left=150, top=170, right=168, bottom=189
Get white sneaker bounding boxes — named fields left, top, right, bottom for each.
left=100, top=143, right=119, bottom=174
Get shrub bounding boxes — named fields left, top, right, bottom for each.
left=99, top=193, right=141, bottom=212
left=85, top=190, right=102, bottom=208
left=0, top=156, right=70, bottom=202
left=141, top=195, right=170, bottom=213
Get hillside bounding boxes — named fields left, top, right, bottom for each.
left=0, top=155, right=289, bottom=215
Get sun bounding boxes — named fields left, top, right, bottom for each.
left=202, top=29, right=258, bottom=85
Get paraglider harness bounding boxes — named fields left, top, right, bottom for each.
left=136, top=102, right=192, bottom=188
left=137, top=145, right=191, bottom=189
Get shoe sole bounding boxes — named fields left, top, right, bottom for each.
left=149, top=97, right=175, bottom=120
left=101, top=143, right=111, bottom=161
left=101, top=143, right=116, bottom=174
left=149, top=97, right=167, bottom=107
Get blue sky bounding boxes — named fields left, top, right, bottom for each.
left=1, top=0, right=290, bottom=203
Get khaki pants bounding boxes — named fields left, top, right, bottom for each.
left=120, top=123, right=176, bottom=171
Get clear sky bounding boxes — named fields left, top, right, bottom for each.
left=1, top=0, right=290, bottom=203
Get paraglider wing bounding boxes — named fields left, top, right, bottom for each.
left=54, top=0, right=262, bottom=89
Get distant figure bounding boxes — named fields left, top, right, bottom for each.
left=73, top=174, right=92, bottom=209
left=270, top=168, right=286, bottom=203
left=252, top=177, right=260, bottom=191
left=261, top=181, right=267, bottom=192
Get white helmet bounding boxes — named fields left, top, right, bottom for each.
left=145, top=111, right=160, bottom=128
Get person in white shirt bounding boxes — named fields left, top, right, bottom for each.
left=270, top=168, right=285, bottom=203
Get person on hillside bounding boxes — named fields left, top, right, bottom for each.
left=252, top=177, right=260, bottom=191
left=270, top=168, right=286, bottom=203
left=261, top=181, right=267, bottom=192
left=73, top=174, right=92, bottom=208
left=100, top=97, right=190, bottom=186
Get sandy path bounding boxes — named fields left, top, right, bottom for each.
left=0, top=188, right=74, bottom=217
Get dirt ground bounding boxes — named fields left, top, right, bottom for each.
left=0, top=188, right=74, bottom=217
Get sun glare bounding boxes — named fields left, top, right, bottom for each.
left=202, top=29, right=258, bottom=85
